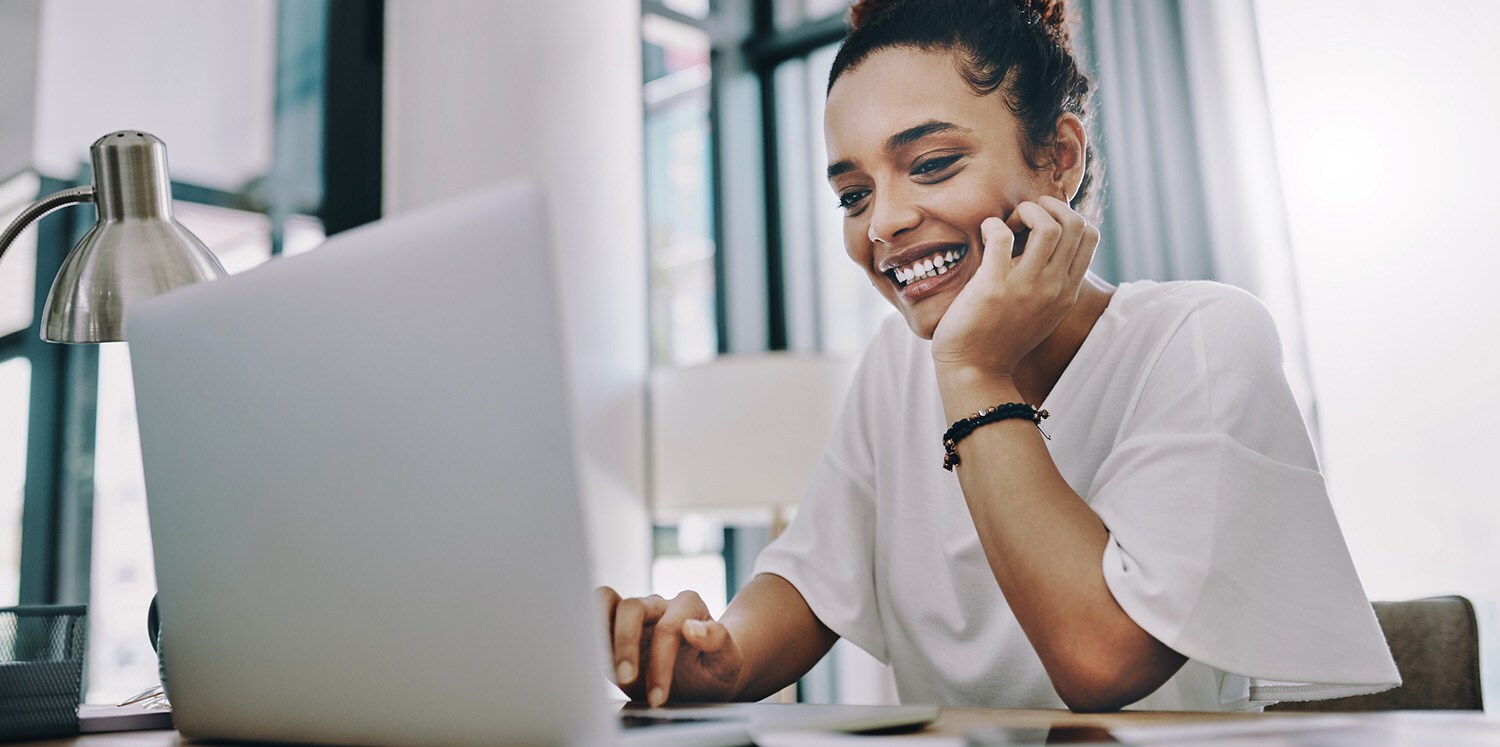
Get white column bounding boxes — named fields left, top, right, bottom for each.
left=384, top=0, right=652, bottom=593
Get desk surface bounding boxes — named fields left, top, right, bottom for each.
left=18, top=707, right=1500, bottom=745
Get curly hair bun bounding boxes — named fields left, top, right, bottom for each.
left=1017, top=0, right=1074, bottom=46
left=849, top=0, right=1074, bottom=47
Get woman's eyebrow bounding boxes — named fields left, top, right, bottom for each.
left=826, top=120, right=973, bottom=181
left=888, top=120, right=972, bottom=150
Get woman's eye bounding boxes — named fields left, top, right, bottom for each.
left=837, top=189, right=869, bottom=211
left=912, top=154, right=962, bottom=177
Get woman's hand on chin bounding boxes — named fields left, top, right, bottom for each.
left=930, top=195, right=1099, bottom=387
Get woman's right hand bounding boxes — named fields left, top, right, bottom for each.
left=597, top=587, right=744, bottom=707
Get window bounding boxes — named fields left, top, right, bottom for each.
left=0, top=358, right=30, bottom=606
left=769, top=42, right=889, bottom=356
left=644, top=10, right=720, bottom=367
left=641, top=0, right=898, bottom=704
left=2, top=0, right=378, bottom=705
left=0, top=173, right=41, bottom=607
left=0, top=175, right=40, bottom=338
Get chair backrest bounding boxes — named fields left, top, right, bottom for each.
left=1269, top=595, right=1484, bottom=712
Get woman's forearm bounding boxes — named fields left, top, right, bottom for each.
left=937, top=368, right=1186, bottom=712
left=719, top=572, right=839, bottom=701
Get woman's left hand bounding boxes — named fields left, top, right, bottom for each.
left=930, top=195, right=1099, bottom=382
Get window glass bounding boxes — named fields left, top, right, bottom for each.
left=650, top=519, right=727, bottom=618
left=661, top=0, right=710, bottom=20
left=0, top=357, right=30, bottom=606
left=85, top=205, right=321, bottom=703
left=643, top=14, right=710, bottom=84
left=805, top=44, right=889, bottom=356
left=0, top=173, right=40, bottom=337
left=802, top=0, right=851, bottom=22
left=775, top=44, right=887, bottom=357
left=88, top=344, right=151, bottom=702
left=282, top=214, right=327, bottom=257
left=774, top=0, right=850, bottom=29
left=645, top=14, right=718, bottom=366
left=774, top=57, right=820, bottom=352
left=774, top=0, right=802, bottom=29
left=174, top=202, right=274, bottom=274
left=651, top=555, right=728, bottom=618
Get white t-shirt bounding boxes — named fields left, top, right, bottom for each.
left=753, top=280, right=1400, bottom=711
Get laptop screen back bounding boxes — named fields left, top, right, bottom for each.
left=128, top=181, right=613, bottom=747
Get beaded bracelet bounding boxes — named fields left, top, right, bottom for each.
left=941, top=403, right=1049, bottom=471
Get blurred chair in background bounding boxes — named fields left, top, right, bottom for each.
left=1270, top=596, right=1483, bottom=712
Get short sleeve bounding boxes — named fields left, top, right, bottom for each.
left=1090, top=287, right=1400, bottom=699
left=752, top=332, right=892, bottom=663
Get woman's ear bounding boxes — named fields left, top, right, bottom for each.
left=1051, top=113, right=1087, bottom=203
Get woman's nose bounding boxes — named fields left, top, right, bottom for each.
left=867, top=190, right=921, bottom=245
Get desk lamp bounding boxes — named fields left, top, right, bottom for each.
left=0, top=131, right=226, bottom=343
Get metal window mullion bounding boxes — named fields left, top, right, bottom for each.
left=707, top=47, right=731, bottom=354
left=643, top=0, right=708, bottom=30
left=0, top=331, right=25, bottom=359
left=712, top=1, right=771, bottom=354
left=757, top=68, right=788, bottom=352
left=742, top=13, right=847, bottom=71
left=16, top=176, right=85, bottom=606
left=321, top=0, right=384, bottom=236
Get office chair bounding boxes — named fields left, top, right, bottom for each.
left=1269, top=595, right=1484, bottom=712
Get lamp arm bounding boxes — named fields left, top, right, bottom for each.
left=0, top=186, right=95, bottom=264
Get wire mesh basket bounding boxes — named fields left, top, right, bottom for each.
left=0, top=605, right=87, bottom=741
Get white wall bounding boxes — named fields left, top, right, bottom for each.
left=0, top=1, right=40, bottom=179
left=33, top=0, right=275, bottom=188
left=1256, top=0, right=1500, bottom=706
left=384, top=0, right=652, bottom=593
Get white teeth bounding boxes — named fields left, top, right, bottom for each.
left=891, top=246, right=968, bottom=287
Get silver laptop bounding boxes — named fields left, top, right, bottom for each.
left=127, top=181, right=935, bottom=746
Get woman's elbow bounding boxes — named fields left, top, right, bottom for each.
left=1057, top=684, right=1136, bottom=713
left=1055, top=674, right=1136, bottom=713
left=1051, top=645, right=1188, bottom=713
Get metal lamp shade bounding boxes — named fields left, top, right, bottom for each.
left=41, top=131, right=226, bottom=343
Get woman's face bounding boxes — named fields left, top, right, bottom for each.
left=824, top=47, right=1060, bottom=339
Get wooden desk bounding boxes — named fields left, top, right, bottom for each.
left=16, top=707, right=1500, bottom=745
left=918, top=708, right=1500, bottom=743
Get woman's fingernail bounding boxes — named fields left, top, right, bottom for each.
left=616, top=661, right=635, bottom=684
left=684, top=620, right=705, bottom=636
left=649, top=687, right=665, bottom=707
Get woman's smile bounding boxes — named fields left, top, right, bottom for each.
left=884, top=241, right=974, bottom=303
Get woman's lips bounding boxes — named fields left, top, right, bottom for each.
left=896, top=245, right=970, bottom=303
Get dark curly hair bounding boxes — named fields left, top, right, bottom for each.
left=829, top=0, right=1102, bottom=224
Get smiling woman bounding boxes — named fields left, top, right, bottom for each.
left=600, top=0, right=1402, bottom=713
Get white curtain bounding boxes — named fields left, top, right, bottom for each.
left=1078, top=0, right=1321, bottom=447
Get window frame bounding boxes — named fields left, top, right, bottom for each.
left=6, top=0, right=385, bottom=609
